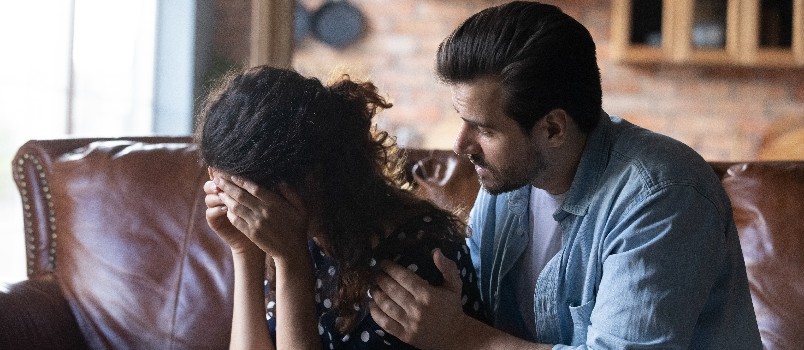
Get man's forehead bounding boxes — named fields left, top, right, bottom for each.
left=450, top=79, right=504, bottom=117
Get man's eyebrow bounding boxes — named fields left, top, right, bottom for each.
left=460, top=117, right=493, bottom=128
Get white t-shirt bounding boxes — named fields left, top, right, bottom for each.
left=514, top=186, right=565, bottom=340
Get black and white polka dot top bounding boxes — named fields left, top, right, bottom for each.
left=266, top=211, right=486, bottom=349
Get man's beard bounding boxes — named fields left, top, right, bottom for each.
left=469, top=148, right=545, bottom=195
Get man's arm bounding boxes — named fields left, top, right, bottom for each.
left=572, top=185, right=729, bottom=347
left=369, top=249, right=553, bottom=350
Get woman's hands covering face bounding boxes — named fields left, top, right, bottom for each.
left=204, top=175, right=310, bottom=264
left=204, top=179, right=260, bottom=256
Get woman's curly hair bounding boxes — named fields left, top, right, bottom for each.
left=194, top=65, right=458, bottom=333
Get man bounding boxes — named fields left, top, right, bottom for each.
left=368, top=2, right=761, bottom=349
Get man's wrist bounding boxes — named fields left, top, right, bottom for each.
left=434, top=313, right=479, bottom=350
left=440, top=315, right=553, bottom=350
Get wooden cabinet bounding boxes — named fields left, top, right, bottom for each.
left=611, top=0, right=804, bottom=66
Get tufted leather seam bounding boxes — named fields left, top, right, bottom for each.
left=13, top=153, right=58, bottom=276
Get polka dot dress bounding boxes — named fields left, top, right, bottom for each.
left=265, top=212, right=486, bottom=349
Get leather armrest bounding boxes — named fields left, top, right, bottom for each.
left=0, top=274, right=88, bottom=349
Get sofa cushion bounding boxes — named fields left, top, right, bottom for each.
left=48, top=140, right=233, bottom=349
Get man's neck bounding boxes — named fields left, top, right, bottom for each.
left=533, top=133, right=587, bottom=195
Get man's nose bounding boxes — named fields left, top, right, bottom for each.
left=453, top=125, right=477, bottom=156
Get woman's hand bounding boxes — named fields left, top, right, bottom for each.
left=213, top=176, right=311, bottom=266
left=204, top=180, right=262, bottom=256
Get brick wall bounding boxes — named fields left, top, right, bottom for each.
left=281, top=0, right=802, bottom=160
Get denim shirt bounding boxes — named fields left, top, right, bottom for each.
left=467, top=113, right=761, bottom=349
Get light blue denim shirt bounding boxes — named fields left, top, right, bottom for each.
left=467, top=113, right=761, bottom=349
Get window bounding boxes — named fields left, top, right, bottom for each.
left=0, top=0, right=158, bottom=284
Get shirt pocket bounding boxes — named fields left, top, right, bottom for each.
left=568, top=299, right=595, bottom=345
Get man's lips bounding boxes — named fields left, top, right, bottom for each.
left=468, top=155, right=487, bottom=168
left=469, top=158, right=488, bottom=175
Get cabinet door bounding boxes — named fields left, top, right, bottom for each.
left=675, top=0, right=741, bottom=63
left=739, top=0, right=803, bottom=66
left=611, top=0, right=804, bottom=66
left=611, top=0, right=676, bottom=62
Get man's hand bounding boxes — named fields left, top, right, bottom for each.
left=369, top=249, right=469, bottom=350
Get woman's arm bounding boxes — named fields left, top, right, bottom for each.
left=204, top=179, right=275, bottom=349
left=272, top=253, right=319, bottom=350
left=214, top=176, right=322, bottom=350
left=230, top=252, right=274, bottom=350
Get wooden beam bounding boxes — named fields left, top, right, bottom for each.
left=250, top=0, right=293, bottom=68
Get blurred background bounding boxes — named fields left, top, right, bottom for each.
left=1, top=0, right=802, bottom=284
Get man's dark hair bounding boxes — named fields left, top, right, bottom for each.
left=437, top=1, right=602, bottom=133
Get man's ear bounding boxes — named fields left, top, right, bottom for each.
left=532, top=108, right=573, bottom=147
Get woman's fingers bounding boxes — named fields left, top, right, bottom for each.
left=224, top=201, right=252, bottom=234
left=218, top=191, right=252, bottom=221
left=229, top=176, right=290, bottom=211
left=203, top=180, right=220, bottom=195
left=215, top=177, right=262, bottom=212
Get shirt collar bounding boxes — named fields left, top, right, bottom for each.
left=556, top=110, right=613, bottom=219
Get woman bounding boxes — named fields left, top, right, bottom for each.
left=195, top=66, right=484, bottom=349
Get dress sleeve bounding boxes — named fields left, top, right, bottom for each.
left=446, top=237, right=487, bottom=323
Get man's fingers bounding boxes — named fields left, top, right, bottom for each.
left=205, top=206, right=224, bottom=222
left=380, top=260, right=429, bottom=293
left=230, top=176, right=284, bottom=205
left=229, top=175, right=257, bottom=193
left=205, top=207, right=232, bottom=233
left=369, top=285, right=407, bottom=326
left=205, top=191, right=225, bottom=208
left=368, top=296, right=405, bottom=338
left=433, top=248, right=462, bottom=294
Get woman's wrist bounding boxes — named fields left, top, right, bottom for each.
left=231, top=249, right=266, bottom=268
left=272, top=247, right=312, bottom=271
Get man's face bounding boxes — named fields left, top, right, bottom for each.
left=451, top=78, right=546, bottom=195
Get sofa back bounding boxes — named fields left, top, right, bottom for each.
left=14, top=137, right=233, bottom=349
left=720, top=162, right=804, bottom=349
left=13, top=138, right=804, bottom=349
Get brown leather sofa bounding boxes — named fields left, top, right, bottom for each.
left=1, top=137, right=802, bottom=349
